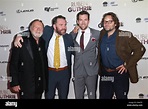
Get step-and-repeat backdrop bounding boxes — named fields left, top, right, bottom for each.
left=0, top=0, right=148, bottom=99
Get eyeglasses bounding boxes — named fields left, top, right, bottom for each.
left=104, top=20, right=113, bottom=24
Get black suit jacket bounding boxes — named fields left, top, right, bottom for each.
left=9, top=33, right=48, bottom=96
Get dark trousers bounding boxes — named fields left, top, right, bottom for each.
left=45, top=69, right=70, bottom=99
left=19, top=91, right=43, bottom=99
left=99, top=69, right=129, bottom=99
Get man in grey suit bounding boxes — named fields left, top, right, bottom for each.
left=70, top=11, right=100, bottom=99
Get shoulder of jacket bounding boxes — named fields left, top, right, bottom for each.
left=117, top=29, right=133, bottom=38
left=89, top=27, right=100, bottom=32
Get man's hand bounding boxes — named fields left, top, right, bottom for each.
left=14, top=34, right=23, bottom=48
left=116, top=64, right=127, bottom=74
left=11, top=85, right=21, bottom=93
left=72, top=25, right=79, bottom=34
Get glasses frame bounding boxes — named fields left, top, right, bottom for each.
left=103, top=20, right=114, bottom=24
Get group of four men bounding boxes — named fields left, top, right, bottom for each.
left=9, top=11, right=146, bottom=99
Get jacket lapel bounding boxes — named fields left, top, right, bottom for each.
left=63, top=34, right=69, bottom=60
left=24, top=38, right=34, bottom=60
left=84, top=28, right=93, bottom=51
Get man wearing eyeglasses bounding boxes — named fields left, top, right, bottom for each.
left=98, top=12, right=146, bottom=99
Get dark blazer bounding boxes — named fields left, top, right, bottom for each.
left=43, top=25, right=74, bottom=75
left=9, top=33, right=48, bottom=97
left=98, top=29, right=146, bottom=83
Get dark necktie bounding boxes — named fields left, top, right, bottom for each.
left=80, top=31, right=85, bottom=50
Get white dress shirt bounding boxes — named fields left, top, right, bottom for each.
left=47, top=32, right=67, bottom=68
left=76, top=27, right=91, bottom=49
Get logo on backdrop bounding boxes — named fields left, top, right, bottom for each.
left=0, top=61, right=8, bottom=64
left=144, top=18, right=148, bottom=22
left=20, top=26, right=25, bottom=31
left=0, top=45, right=9, bottom=48
left=0, top=76, right=12, bottom=82
left=44, top=6, right=59, bottom=12
left=136, top=17, right=148, bottom=23
left=132, top=0, right=144, bottom=3
left=0, top=11, right=6, bottom=16
left=98, top=21, right=124, bottom=28
left=0, top=90, right=16, bottom=99
left=0, top=45, right=9, bottom=51
left=141, top=57, right=148, bottom=60
left=102, top=1, right=118, bottom=7
left=19, top=26, right=28, bottom=31
left=136, top=17, right=141, bottom=23
left=120, top=22, right=124, bottom=27
left=138, top=93, right=148, bottom=99
left=0, top=25, right=11, bottom=34
left=68, top=1, right=92, bottom=12
left=134, top=34, right=148, bottom=44
left=139, top=75, right=148, bottom=80
left=16, top=9, right=34, bottom=13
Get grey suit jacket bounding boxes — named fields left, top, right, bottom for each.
left=70, top=27, right=100, bottom=77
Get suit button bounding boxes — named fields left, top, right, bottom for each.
left=21, top=62, right=24, bottom=66
left=38, top=47, right=41, bottom=51
left=90, top=62, right=92, bottom=66
left=21, top=92, right=24, bottom=95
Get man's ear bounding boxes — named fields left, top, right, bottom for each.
left=53, top=24, right=56, bottom=30
left=76, top=20, right=79, bottom=26
left=115, top=23, right=117, bottom=27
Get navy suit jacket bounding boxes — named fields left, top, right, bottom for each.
left=43, top=25, right=74, bottom=76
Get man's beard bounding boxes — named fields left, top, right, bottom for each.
left=31, top=31, right=43, bottom=38
left=105, top=28, right=115, bottom=32
left=56, top=29, right=66, bottom=36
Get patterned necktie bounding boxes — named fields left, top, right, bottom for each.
left=54, top=35, right=60, bottom=69
left=80, top=31, right=85, bottom=50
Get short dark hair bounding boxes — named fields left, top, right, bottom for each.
left=51, top=15, right=66, bottom=26
left=100, top=12, right=120, bottom=29
left=28, top=19, right=44, bottom=29
left=76, top=11, right=90, bottom=20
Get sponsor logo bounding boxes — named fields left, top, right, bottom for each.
left=0, top=45, right=9, bottom=47
left=136, top=17, right=141, bottom=23
left=0, top=61, right=8, bottom=64
left=144, top=18, right=148, bottom=22
left=0, top=25, right=11, bottom=34
left=44, top=7, right=59, bottom=12
left=0, top=90, right=16, bottom=99
left=136, top=17, right=148, bottom=23
left=132, top=0, right=144, bottom=3
left=0, top=76, right=12, bottom=82
left=138, top=93, right=148, bottom=99
left=103, top=1, right=118, bottom=7
left=0, top=11, right=6, bottom=16
left=139, top=75, right=148, bottom=80
left=103, top=2, right=108, bottom=7
left=16, top=9, right=34, bottom=13
left=134, top=34, right=148, bottom=44
left=141, top=57, right=148, bottom=60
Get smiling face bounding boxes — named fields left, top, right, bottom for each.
left=53, top=18, right=67, bottom=35
left=77, top=14, right=90, bottom=30
left=30, top=21, right=44, bottom=38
